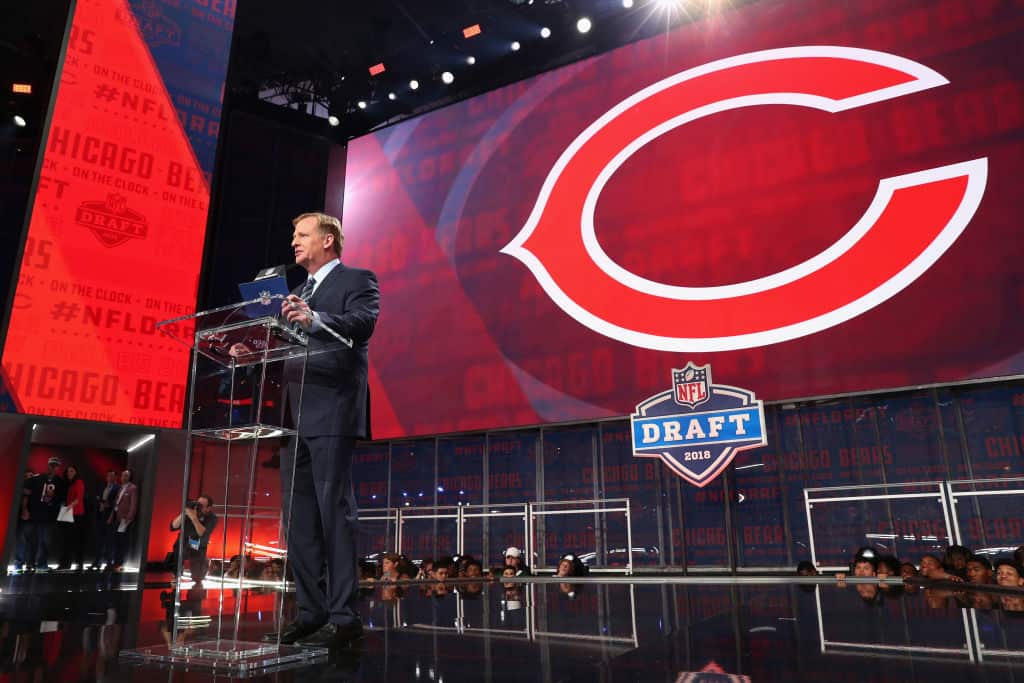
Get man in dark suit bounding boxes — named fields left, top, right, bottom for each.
left=267, top=211, right=379, bottom=648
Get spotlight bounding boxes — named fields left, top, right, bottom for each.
left=388, top=92, right=397, bottom=101
left=12, top=115, right=26, bottom=127
left=357, top=100, right=367, bottom=109
left=327, top=115, right=340, bottom=126
left=466, top=55, right=476, bottom=65
left=576, top=17, right=592, bottom=33
left=511, top=40, right=521, bottom=51
left=540, top=26, right=551, bottom=38
left=441, top=71, right=454, bottom=84
left=409, top=79, right=420, bottom=90
left=622, top=0, right=633, bottom=7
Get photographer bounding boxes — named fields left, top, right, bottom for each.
left=169, top=495, right=218, bottom=583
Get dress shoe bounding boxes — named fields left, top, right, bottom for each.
left=296, top=621, right=364, bottom=648
left=261, top=621, right=324, bottom=645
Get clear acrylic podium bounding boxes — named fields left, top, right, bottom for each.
left=121, top=295, right=351, bottom=675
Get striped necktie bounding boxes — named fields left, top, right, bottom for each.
left=299, top=277, right=315, bottom=301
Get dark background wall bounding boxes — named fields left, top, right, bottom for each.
left=199, top=107, right=335, bottom=308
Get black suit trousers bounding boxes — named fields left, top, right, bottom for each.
left=281, top=434, right=359, bottom=627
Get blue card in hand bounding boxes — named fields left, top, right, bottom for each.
left=238, top=275, right=290, bottom=319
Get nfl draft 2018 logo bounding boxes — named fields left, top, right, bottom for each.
left=631, top=363, right=766, bottom=487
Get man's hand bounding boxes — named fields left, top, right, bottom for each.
left=282, top=295, right=313, bottom=330
left=185, top=506, right=198, bottom=522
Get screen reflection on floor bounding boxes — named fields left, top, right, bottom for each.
left=1, top=577, right=1024, bottom=681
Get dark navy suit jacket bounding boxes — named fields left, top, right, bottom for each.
left=288, top=262, right=379, bottom=439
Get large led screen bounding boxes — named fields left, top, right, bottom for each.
left=0, top=0, right=234, bottom=427
left=342, top=0, right=1024, bottom=439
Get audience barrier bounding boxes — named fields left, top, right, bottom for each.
left=351, top=498, right=636, bottom=572
left=805, top=478, right=1024, bottom=571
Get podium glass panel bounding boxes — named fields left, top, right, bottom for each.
left=121, top=300, right=351, bottom=674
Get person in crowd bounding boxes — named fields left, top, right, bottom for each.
left=900, top=562, right=919, bottom=580
left=379, top=552, right=401, bottom=582
left=110, top=469, right=138, bottom=571
left=261, top=558, right=286, bottom=581
left=57, top=463, right=86, bottom=571
left=417, top=558, right=434, bottom=580
left=994, top=559, right=1024, bottom=588
left=463, top=559, right=484, bottom=578
left=919, top=554, right=963, bottom=582
left=943, top=545, right=972, bottom=579
left=18, top=456, right=66, bottom=571
left=432, top=556, right=454, bottom=581
left=852, top=554, right=877, bottom=577
left=504, top=547, right=531, bottom=576
left=169, top=494, right=218, bottom=584
left=92, top=471, right=120, bottom=570
left=876, top=556, right=900, bottom=579
left=224, top=555, right=244, bottom=579
left=966, top=555, right=994, bottom=584
left=796, top=561, right=818, bottom=576
left=395, top=555, right=418, bottom=580
left=835, top=549, right=879, bottom=583
left=555, top=553, right=588, bottom=578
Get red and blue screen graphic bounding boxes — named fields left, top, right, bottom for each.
left=1, top=0, right=234, bottom=427
left=340, top=0, right=1024, bottom=439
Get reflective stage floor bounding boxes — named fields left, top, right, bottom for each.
left=2, top=574, right=1024, bottom=681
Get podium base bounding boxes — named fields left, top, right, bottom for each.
left=120, top=640, right=327, bottom=676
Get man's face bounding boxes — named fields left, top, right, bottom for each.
left=853, top=560, right=876, bottom=577
left=556, top=560, right=572, bottom=577
left=900, top=564, right=918, bottom=579
left=966, top=560, right=992, bottom=584
left=434, top=566, right=449, bottom=581
left=292, top=216, right=334, bottom=271
left=121, top=471, right=131, bottom=485
left=505, top=554, right=520, bottom=568
left=464, top=563, right=482, bottom=578
left=47, top=463, right=58, bottom=475
left=996, top=564, right=1022, bottom=587
left=920, top=556, right=942, bottom=577
left=196, top=497, right=211, bottom=515
left=382, top=558, right=396, bottom=574
left=106, top=472, right=116, bottom=484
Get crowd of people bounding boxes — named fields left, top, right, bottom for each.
left=14, top=458, right=138, bottom=573
left=797, top=544, right=1024, bottom=610
left=357, top=546, right=589, bottom=585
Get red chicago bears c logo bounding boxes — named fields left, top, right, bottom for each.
left=501, top=46, right=987, bottom=351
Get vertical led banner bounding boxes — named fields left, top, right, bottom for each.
left=1, top=0, right=235, bottom=427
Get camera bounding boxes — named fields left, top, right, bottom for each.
left=187, top=500, right=202, bottom=511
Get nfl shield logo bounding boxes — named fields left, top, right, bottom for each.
left=673, top=363, right=710, bottom=409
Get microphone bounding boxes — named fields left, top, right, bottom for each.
left=254, top=263, right=301, bottom=280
